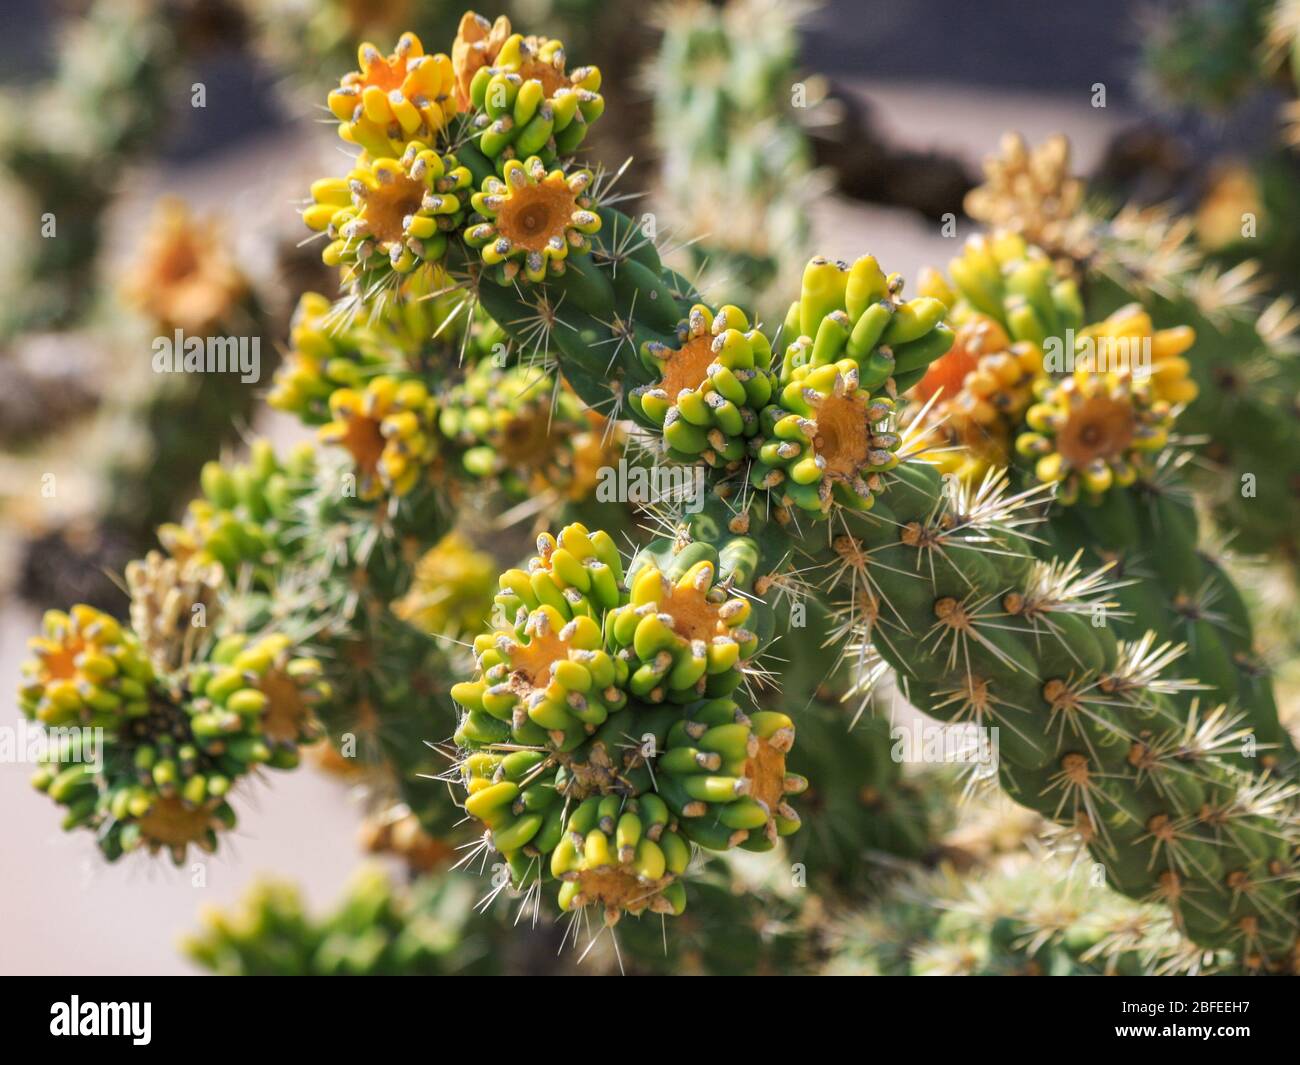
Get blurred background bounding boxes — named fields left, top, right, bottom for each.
left=1, top=0, right=1297, bottom=974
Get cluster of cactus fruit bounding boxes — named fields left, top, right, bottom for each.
left=14, top=9, right=1300, bottom=974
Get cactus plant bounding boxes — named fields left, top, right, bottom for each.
left=13, top=9, right=1300, bottom=978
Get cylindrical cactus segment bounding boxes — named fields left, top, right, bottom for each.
left=825, top=456, right=1299, bottom=969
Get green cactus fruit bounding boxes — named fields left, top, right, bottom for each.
left=318, top=374, right=440, bottom=500
left=656, top=695, right=804, bottom=851
left=453, top=524, right=629, bottom=748
left=1016, top=369, right=1175, bottom=505
left=305, top=142, right=473, bottom=286
left=748, top=255, right=954, bottom=516
left=157, top=440, right=316, bottom=582
left=18, top=600, right=327, bottom=863
left=438, top=361, right=608, bottom=500
left=455, top=12, right=604, bottom=168
left=269, top=292, right=375, bottom=424
left=946, top=232, right=1083, bottom=346
left=465, top=157, right=600, bottom=285
left=609, top=538, right=761, bottom=704
left=19, top=605, right=155, bottom=730
left=393, top=531, right=497, bottom=640
left=629, top=303, right=775, bottom=469
left=549, top=795, right=691, bottom=925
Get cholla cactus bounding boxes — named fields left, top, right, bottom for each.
left=184, top=865, right=504, bottom=975
left=968, top=132, right=1300, bottom=577
left=15, top=11, right=1300, bottom=976
left=0, top=0, right=176, bottom=333
left=828, top=847, right=1219, bottom=976
left=646, top=0, right=819, bottom=317
left=964, top=133, right=1092, bottom=271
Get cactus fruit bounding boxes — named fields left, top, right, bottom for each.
left=609, top=547, right=760, bottom=704
left=125, top=551, right=224, bottom=672
left=269, top=293, right=371, bottom=423
left=747, top=255, right=950, bottom=516
left=158, top=441, right=316, bottom=581
left=184, top=865, right=502, bottom=976
left=465, top=157, right=600, bottom=283
left=941, top=232, right=1083, bottom=348
left=20, top=605, right=155, bottom=730
left=449, top=521, right=801, bottom=920
left=963, top=133, right=1300, bottom=575
left=905, top=314, right=1046, bottom=483
left=656, top=697, right=804, bottom=850
left=1015, top=370, right=1175, bottom=505
left=20, top=600, right=328, bottom=863
left=453, top=524, right=629, bottom=748
left=393, top=531, right=497, bottom=639
left=452, top=11, right=604, bottom=165
left=1075, top=305, right=1199, bottom=407
left=630, top=303, right=774, bottom=468
left=123, top=199, right=250, bottom=334
left=305, top=142, right=473, bottom=283
left=438, top=361, right=611, bottom=500
left=963, top=132, right=1092, bottom=272
left=318, top=375, right=440, bottom=500
left=326, top=34, right=458, bottom=159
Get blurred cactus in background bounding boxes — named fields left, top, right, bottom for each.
left=646, top=0, right=822, bottom=321
left=0, top=0, right=176, bottom=334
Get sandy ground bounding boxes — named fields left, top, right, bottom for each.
left=0, top=81, right=1123, bottom=975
